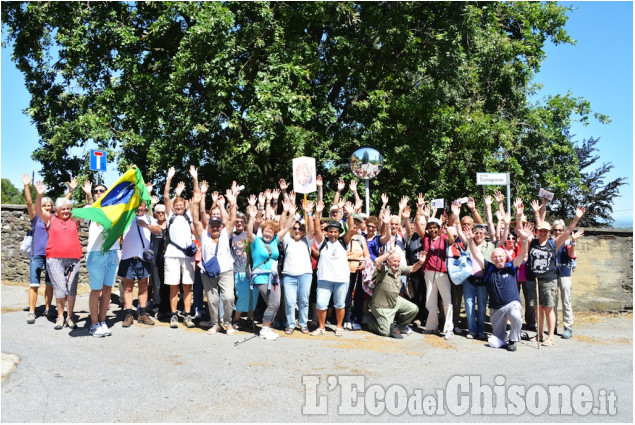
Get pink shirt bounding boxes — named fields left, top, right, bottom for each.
left=45, top=216, right=82, bottom=260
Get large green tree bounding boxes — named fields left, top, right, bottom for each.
left=2, top=1, right=610, bottom=212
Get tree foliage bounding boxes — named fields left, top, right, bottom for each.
left=2, top=1, right=613, bottom=212
left=548, top=136, right=627, bottom=227
left=1, top=179, right=25, bottom=204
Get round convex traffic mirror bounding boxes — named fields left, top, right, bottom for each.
left=350, top=147, right=383, bottom=180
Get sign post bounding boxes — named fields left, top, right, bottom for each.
left=350, top=147, right=383, bottom=216
left=476, top=172, right=511, bottom=212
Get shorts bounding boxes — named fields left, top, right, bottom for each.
left=538, top=279, right=558, bottom=307
left=29, top=255, right=51, bottom=287
left=118, top=257, right=151, bottom=281
left=46, top=258, right=80, bottom=299
left=87, top=250, right=120, bottom=290
left=316, top=279, right=349, bottom=310
left=164, top=257, right=195, bottom=286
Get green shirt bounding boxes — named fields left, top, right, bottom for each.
left=371, top=264, right=412, bottom=309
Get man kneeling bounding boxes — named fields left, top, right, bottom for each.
left=465, top=223, right=532, bottom=351
left=367, top=248, right=426, bottom=339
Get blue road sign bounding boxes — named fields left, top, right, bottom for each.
left=90, top=150, right=107, bottom=172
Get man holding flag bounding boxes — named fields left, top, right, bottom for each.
left=73, top=166, right=151, bottom=337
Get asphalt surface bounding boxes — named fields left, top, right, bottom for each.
left=1, top=282, right=633, bottom=423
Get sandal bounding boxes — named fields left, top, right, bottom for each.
left=335, top=327, right=344, bottom=337
left=541, top=338, right=554, bottom=347
left=310, top=328, right=326, bottom=336
left=207, top=325, right=219, bottom=335
left=285, top=328, right=294, bottom=335
left=300, top=326, right=309, bottom=334
left=226, top=326, right=235, bottom=336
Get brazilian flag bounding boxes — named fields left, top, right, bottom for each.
left=72, top=167, right=151, bottom=252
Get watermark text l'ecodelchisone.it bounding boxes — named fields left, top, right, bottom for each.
left=302, top=375, right=618, bottom=416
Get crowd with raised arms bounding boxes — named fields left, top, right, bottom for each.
left=24, top=166, right=585, bottom=351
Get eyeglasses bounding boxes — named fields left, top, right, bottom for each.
left=367, top=225, right=376, bottom=229
left=292, top=227, right=302, bottom=230
left=155, top=211, right=165, bottom=215
left=93, top=188, right=105, bottom=194
left=553, top=229, right=564, bottom=233
left=507, top=237, right=516, bottom=241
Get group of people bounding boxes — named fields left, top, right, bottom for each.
left=24, top=168, right=585, bottom=350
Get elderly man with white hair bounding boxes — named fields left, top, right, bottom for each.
left=464, top=223, right=533, bottom=351
left=367, top=248, right=426, bottom=338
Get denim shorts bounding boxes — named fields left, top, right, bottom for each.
left=29, top=255, right=51, bottom=287
left=87, top=250, right=120, bottom=290
left=118, top=257, right=151, bottom=281
left=316, top=279, right=349, bottom=310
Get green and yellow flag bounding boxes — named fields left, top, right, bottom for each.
left=72, top=167, right=151, bottom=252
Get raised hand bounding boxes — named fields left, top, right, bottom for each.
left=216, top=195, right=226, bottom=208
left=380, top=208, right=390, bottom=224
left=422, top=203, right=431, bottom=219
left=503, top=212, right=512, bottom=225
left=167, top=166, right=176, bottom=180
left=463, top=226, right=474, bottom=241
left=484, top=195, right=493, bottom=207
left=265, top=189, right=273, bottom=201
left=530, top=199, right=541, bottom=213
left=151, top=195, right=159, bottom=206
left=495, top=210, right=503, bottom=222
left=316, top=200, right=325, bottom=214
left=336, top=199, right=345, bottom=210
left=272, top=188, right=281, bottom=200
left=66, top=176, right=78, bottom=192
left=354, top=198, right=364, bottom=212
left=247, top=194, right=257, bottom=206
left=282, top=198, right=290, bottom=212
left=402, top=205, right=411, bottom=219
left=225, top=189, right=236, bottom=205
left=571, top=229, right=584, bottom=242
left=246, top=204, right=258, bottom=218
left=21, top=173, right=32, bottom=186
left=231, top=181, right=241, bottom=196
left=467, top=196, right=476, bottom=210
left=344, top=201, right=355, bottom=216
left=288, top=190, right=296, bottom=205
left=200, top=180, right=208, bottom=194
left=188, top=165, right=198, bottom=179
left=417, top=193, right=425, bottom=208
left=175, top=181, right=186, bottom=196
left=82, top=180, right=92, bottom=195
left=316, top=175, right=323, bottom=187
left=279, top=178, right=288, bottom=191
left=399, top=195, right=409, bottom=211
left=145, top=182, right=153, bottom=194
left=575, top=206, right=586, bottom=218
left=35, top=180, right=47, bottom=195
left=303, top=200, right=315, bottom=214
left=192, top=191, right=202, bottom=204
left=337, top=178, right=345, bottom=192
left=516, top=222, right=534, bottom=241
left=381, top=193, right=389, bottom=206
left=349, top=179, right=358, bottom=192
left=451, top=200, right=461, bottom=217
left=494, top=190, right=504, bottom=204
left=418, top=251, right=428, bottom=263
left=258, top=192, right=265, bottom=206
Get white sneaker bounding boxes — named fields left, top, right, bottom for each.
left=444, top=331, right=454, bottom=340
left=403, top=325, right=413, bottom=335
left=100, top=322, right=111, bottom=336
left=453, top=326, right=463, bottom=335
left=90, top=323, right=106, bottom=338
left=351, top=323, right=362, bottom=331
left=343, top=322, right=352, bottom=330
left=259, top=327, right=279, bottom=341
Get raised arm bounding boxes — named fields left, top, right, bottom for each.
left=332, top=178, right=345, bottom=206
left=190, top=191, right=205, bottom=239
left=245, top=204, right=258, bottom=243
left=513, top=223, right=534, bottom=268
left=302, top=200, right=316, bottom=240
left=414, top=193, right=427, bottom=239
left=568, top=229, right=584, bottom=259
left=465, top=227, right=485, bottom=270
left=82, top=180, right=94, bottom=205
left=378, top=209, right=391, bottom=245
left=34, top=181, right=52, bottom=225
left=21, top=174, right=36, bottom=220
left=277, top=199, right=297, bottom=240
left=467, top=196, right=483, bottom=224
left=342, top=202, right=356, bottom=245
left=316, top=175, right=323, bottom=204
left=349, top=179, right=362, bottom=206
left=64, top=176, right=77, bottom=200
left=554, top=207, right=586, bottom=252
left=164, top=166, right=176, bottom=215
left=484, top=195, right=496, bottom=238
left=224, top=186, right=238, bottom=231
left=313, top=201, right=325, bottom=245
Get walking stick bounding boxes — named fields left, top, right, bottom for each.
left=535, top=277, right=540, bottom=350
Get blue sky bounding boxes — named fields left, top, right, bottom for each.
left=1, top=1, right=633, bottom=225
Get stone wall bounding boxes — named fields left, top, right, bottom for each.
left=1, top=204, right=633, bottom=312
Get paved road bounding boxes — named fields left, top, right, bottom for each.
left=1, top=282, right=632, bottom=422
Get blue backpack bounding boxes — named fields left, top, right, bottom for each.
left=446, top=243, right=472, bottom=285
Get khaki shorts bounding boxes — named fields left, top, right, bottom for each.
left=538, top=279, right=558, bottom=307
left=164, top=257, right=195, bottom=286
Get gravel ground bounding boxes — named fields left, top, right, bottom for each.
left=1, top=281, right=632, bottom=422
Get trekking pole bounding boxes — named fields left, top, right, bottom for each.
left=535, top=277, right=540, bottom=350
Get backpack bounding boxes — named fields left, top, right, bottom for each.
left=166, top=213, right=197, bottom=257
left=446, top=242, right=472, bottom=285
